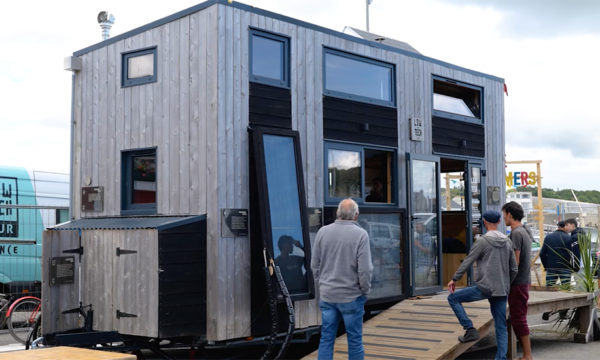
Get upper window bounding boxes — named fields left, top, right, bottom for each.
left=250, top=29, right=290, bottom=87
left=433, top=77, right=482, bottom=122
left=122, top=47, right=157, bottom=87
left=121, top=148, right=157, bottom=214
left=325, top=142, right=395, bottom=205
left=324, top=49, right=395, bottom=107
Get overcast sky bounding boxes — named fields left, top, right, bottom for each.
left=2, top=0, right=599, bottom=190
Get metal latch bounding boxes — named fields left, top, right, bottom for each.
left=116, top=310, right=137, bottom=319
left=116, top=248, right=137, bottom=256
left=63, top=247, right=84, bottom=255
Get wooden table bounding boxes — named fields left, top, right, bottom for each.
left=0, top=346, right=136, bottom=360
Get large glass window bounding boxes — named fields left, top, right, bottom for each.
left=358, top=212, right=403, bottom=300
left=324, top=49, right=395, bottom=106
left=263, top=135, right=308, bottom=294
left=122, top=47, right=157, bottom=87
left=326, top=143, right=395, bottom=205
left=121, top=148, right=157, bottom=214
left=433, top=77, right=482, bottom=122
left=250, top=29, right=290, bottom=87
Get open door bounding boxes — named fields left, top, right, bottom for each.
left=406, top=154, right=442, bottom=295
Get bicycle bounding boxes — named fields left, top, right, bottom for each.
left=5, top=295, right=42, bottom=345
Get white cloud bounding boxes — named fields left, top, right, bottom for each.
left=1, top=0, right=598, bottom=191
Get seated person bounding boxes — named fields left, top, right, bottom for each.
left=275, top=235, right=307, bottom=292
left=366, top=178, right=385, bottom=202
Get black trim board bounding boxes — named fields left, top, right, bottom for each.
left=323, top=96, right=397, bottom=147
left=72, top=0, right=503, bottom=83
left=249, top=82, right=291, bottom=129
left=432, top=117, right=485, bottom=158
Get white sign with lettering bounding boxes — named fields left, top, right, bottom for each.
left=410, top=117, right=424, bottom=141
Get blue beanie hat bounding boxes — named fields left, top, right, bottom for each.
left=482, top=210, right=501, bottom=223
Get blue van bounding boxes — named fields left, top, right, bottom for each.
left=0, top=166, right=69, bottom=294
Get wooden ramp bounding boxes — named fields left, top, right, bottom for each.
left=303, top=290, right=597, bottom=360
left=303, top=297, right=493, bottom=360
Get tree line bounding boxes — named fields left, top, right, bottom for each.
left=508, top=187, right=600, bottom=205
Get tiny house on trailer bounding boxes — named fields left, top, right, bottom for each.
left=44, top=0, right=505, bottom=347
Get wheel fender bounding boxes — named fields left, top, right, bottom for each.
left=6, top=296, right=41, bottom=318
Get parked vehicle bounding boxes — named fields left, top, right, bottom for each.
left=0, top=166, right=69, bottom=294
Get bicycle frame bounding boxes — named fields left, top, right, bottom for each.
left=6, top=295, right=41, bottom=323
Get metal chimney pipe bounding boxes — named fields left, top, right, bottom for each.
left=97, top=11, right=115, bottom=40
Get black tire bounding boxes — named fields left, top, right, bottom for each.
left=7, top=298, right=41, bottom=345
left=25, top=315, right=42, bottom=350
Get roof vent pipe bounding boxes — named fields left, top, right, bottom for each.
left=97, top=11, right=115, bottom=40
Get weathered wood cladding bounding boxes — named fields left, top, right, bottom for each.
left=432, top=117, right=485, bottom=157
left=68, top=2, right=505, bottom=342
left=249, top=82, right=292, bottom=129
left=323, top=96, right=397, bottom=147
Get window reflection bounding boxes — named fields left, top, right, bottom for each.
left=328, top=149, right=361, bottom=198
left=132, top=155, right=156, bottom=204
left=252, top=35, right=284, bottom=82
left=325, top=51, right=393, bottom=103
left=433, top=79, right=481, bottom=119
left=411, top=160, right=439, bottom=289
left=470, top=167, right=482, bottom=240
left=263, top=135, right=308, bottom=294
left=358, top=213, right=402, bottom=299
left=365, top=149, right=392, bottom=203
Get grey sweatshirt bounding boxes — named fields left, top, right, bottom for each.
left=452, top=230, right=518, bottom=297
left=311, top=220, right=373, bottom=303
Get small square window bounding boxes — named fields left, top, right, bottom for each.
left=122, top=47, right=157, bottom=87
left=433, top=76, right=482, bottom=122
left=250, top=29, right=290, bottom=87
left=122, top=148, right=157, bottom=214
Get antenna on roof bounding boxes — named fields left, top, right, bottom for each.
left=97, top=11, right=115, bottom=40
left=366, top=0, right=373, bottom=32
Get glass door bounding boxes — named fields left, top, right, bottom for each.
left=407, top=154, right=442, bottom=295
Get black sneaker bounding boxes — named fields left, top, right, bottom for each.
left=458, top=327, right=480, bottom=343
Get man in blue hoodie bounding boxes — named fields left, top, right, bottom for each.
left=447, top=210, right=518, bottom=360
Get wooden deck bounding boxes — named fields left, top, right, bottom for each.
left=303, top=290, right=597, bottom=360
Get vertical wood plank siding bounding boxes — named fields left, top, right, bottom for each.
left=69, top=3, right=504, bottom=341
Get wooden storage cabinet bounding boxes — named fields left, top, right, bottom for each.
left=43, top=216, right=206, bottom=339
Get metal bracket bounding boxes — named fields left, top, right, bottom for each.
left=116, top=310, right=137, bottom=319
left=63, top=247, right=84, bottom=255
left=116, top=248, right=137, bottom=256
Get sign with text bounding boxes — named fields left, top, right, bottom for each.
left=505, top=171, right=537, bottom=188
left=0, top=176, right=18, bottom=238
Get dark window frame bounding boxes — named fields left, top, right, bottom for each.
left=121, top=147, right=157, bottom=215
left=324, top=141, right=397, bottom=206
left=432, top=75, right=484, bottom=124
left=249, top=29, right=290, bottom=88
left=323, top=48, right=396, bottom=107
left=250, top=126, right=314, bottom=301
left=121, top=47, right=158, bottom=88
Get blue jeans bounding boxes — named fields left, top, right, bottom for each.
left=318, top=295, right=367, bottom=360
left=448, top=286, right=508, bottom=360
left=546, top=268, right=571, bottom=286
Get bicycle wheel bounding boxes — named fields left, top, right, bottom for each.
left=7, top=298, right=41, bottom=344
left=25, top=314, right=42, bottom=350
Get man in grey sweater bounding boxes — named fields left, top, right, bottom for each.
left=311, top=198, right=373, bottom=360
left=447, top=210, right=518, bottom=360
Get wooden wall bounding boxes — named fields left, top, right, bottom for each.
left=69, top=2, right=504, bottom=342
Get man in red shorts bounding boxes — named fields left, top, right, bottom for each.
left=502, top=201, right=533, bottom=360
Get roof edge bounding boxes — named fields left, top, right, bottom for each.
left=72, top=0, right=503, bottom=82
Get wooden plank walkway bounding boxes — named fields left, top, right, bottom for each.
left=0, top=346, right=136, bottom=360
left=303, top=290, right=596, bottom=360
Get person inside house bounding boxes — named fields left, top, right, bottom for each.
left=275, top=235, right=306, bottom=293
left=366, top=178, right=385, bottom=202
